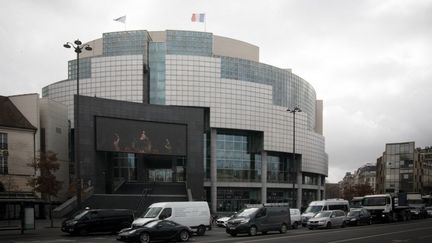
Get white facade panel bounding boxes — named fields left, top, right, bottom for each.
left=165, top=55, right=327, bottom=176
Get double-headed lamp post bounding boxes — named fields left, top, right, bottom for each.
left=287, top=106, right=302, bottom=208
left=63, top=40, right=92, bottom=209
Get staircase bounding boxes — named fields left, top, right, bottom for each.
left=82, top=182, right=188, bottom=216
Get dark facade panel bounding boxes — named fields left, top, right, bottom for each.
left=76, top=95, right=206, bottom=200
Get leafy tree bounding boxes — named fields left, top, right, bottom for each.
left=27, top=151, right=62, bottom=227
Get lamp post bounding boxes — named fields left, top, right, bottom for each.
left=63, top=40, right=92, bottom=209
left=287, top=106, right=302, bottom=208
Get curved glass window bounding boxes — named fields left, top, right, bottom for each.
left=216, top=133, right=261, bottom=182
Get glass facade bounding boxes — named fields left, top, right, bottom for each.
left=220, top=57, right=316, bottom=130
left=267, top=154, right=297, bottom=183
left=216, top=133, right=261, bottom=182
left=383, top=142, right=415, bottom=193
left=217, top=187, right=261, bottom=212
left=166, top=30, right=212, bottom=57
left=68, top=57, right=91, bottom=80
left=149, top=42, right=166, bottom=104
left=103, top=30, right=149, bottom=59
left=113, top=153, right=137, bottom=181
left=267, top=189, right=296, bottom=207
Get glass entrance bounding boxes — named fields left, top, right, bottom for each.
left=149, top=169, right=173, bottom=182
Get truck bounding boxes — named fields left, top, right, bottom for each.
left=350, top=197, right=364, bottom=209
left=362, top=193, right=410, bottom=222
left=407, top=193, right=427, bottom=219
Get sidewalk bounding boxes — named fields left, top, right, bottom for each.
left=0, top=218, right=64, bottom=236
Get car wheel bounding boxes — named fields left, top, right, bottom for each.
left=341, top=221, right=346, bottom=228
left=197, top=225, right=206, bottom=236
left=78, top=228, right=88, bottom=236
left=248, top=225, right=257, bottom=236
left=293, top=221, right=298, bottom=229
left=139, top=232, right=150, bottom=243
left=326, top=222, right=332, bottom=229
left=230, top=233, right=237, bottom=237
left=308, top=227, right=313, bottom=230
left=280, top=224, right=288, bottom=234
left=179, top=230, right=190, bottom=242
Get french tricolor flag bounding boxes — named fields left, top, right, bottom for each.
left=191, top=13, right=205, bottom=23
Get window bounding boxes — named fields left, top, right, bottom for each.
left=159, top=208, right=172, bottom=219
left=328, top=204, right=348, bottom=212
left=0, top=133, right=8, bottom=174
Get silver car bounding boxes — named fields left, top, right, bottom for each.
left=307, top=210, right=347, bottom=229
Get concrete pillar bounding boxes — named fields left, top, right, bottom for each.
left=210, top=129, right=217, bottom=213
left=317, top=175, right=321, bottom=200
left=261, top=151, right=267, bottom=204
left=297, top=171, right=302, bottom=209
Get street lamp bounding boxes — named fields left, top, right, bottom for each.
left=64, top=39, right=92, bottom=209
left=287, top=106, right=302, bottom=208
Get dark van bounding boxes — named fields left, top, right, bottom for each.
left=225, top=204, right=291, bottom=236
left=61, top=209, right=134, bottom=235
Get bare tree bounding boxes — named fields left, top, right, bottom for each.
left=27, top=151, right=62, bottom=227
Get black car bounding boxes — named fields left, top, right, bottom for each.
left=346, top=208, right=372, bottom=226
left=117, top=220, right=192, bottom=243
left=61, top=209, right=134, bottom=235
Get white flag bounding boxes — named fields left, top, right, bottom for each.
left=114, top=15, right=126, bottom=24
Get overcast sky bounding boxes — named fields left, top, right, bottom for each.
left=1, top=0, right=431, bottom=183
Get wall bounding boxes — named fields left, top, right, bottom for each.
left=39, top=98, right=69, bottom=200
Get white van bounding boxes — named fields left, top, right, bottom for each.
left=290, top=208, right=301, bottom=229
left=132, top=201, right=211, bottom=235
left=301, top=199, right=349, bottom=226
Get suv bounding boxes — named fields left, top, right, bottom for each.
left=61, top=209, right=134, bottom=235
left=307, top=210, right=346, bottom=229
left=225, top=204, right=290, bottom=237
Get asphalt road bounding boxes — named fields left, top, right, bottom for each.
left=1, top=218, right=432, bottom=243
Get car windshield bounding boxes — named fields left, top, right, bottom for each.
left=233, top=208, right=259, bottom=218
left=142, top=207, right=163, bottom=218
left=363, top=197, right=387, bottom=206
left=315, top=211, right=331, bottom=218
left=348, top=211, right=360, bottom=216
left=72, top=210, right=88, bottom=220
left=305, top=205, right=323, bottom=213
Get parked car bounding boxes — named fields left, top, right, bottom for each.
left=225, top=204, right=290, bottom=237
left=409, top=205, right=428, bottom=219
left=216, top=214, right=233, bottom=227
left=426, top=206, right=432, bottom=217
left=117, top=220, right=192, bottom=243
left=62, top=209, right=134, bottom=235
left=290, top=208, right=301, bottom=229
left=307, top=210, right=347, bottom=229
left=346, top=208, right=372, bottom=226
left=132, top=201, right=211, bottom=236
left=301, top=199, right=350, bottom=226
